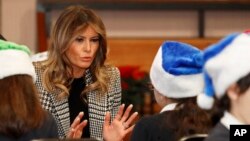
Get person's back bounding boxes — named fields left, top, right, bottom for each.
left=132, top=112, right=175, bottom=141
left=132, top=100, right=211, bottom=141
left=0, top=113, right=57, bottom=141
left=0, top=39, right=58, bottom=140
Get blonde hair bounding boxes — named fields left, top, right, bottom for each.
left=43, top=5, right=109, bottom=99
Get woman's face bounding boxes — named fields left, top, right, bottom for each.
left=66, top=26, right=99, bottom=77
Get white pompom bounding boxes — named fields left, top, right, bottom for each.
left=197, top=93, right=214, bottom=110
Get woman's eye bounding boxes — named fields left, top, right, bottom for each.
left=91, top=38, right=100, bottom=42
left=76, top=37, right=84, bottom=42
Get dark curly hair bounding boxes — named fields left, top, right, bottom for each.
left=164, top=97, right=212, bottom=141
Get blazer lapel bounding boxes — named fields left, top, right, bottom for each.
left=51, top=90, right=70, bottom=137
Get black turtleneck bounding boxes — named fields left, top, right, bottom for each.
left=68, top=77, right=90, bottom=138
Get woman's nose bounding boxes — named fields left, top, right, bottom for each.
left=83, top=41, right=91, bottom=52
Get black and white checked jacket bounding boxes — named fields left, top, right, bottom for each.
left=33, top=62, right=122, bottom=140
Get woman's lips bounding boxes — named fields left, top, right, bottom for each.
left=80, top=57, right=92, bottom=61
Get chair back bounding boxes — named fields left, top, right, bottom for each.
left=179, top=134, right=208, bottom=141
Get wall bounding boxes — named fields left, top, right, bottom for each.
left=107, top=38, right=218, bottom=71
left=1, top=2, right=250, bottom=54
left=50, top=9, right=250, bottom=38
left=206, top=10, right=250, bottom=37
left=1, top=0, right=37, bottom=53
left=48, top=9, right=250, bottom=71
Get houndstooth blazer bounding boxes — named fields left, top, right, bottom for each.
left=33, top=62, right=122, bottom=140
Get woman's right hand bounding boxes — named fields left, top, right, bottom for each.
left=103, top=104, right=138, bottom=141
left=66, top=112, right=88, bottom=139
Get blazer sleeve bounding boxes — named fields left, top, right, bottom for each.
left=110, top=67, right=122, bottom=120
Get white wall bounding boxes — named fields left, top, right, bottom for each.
left=1, top=0, right=37, bottom=53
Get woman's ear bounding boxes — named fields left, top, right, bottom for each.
left=227, top=83, right=240, bottom=101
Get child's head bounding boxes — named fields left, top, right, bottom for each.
left=0, top=40, right=36, bottom=81
left=0, top=40, right=47, bottom=137
left=197, top=32, right=250, bottom=110
left=150, top=41, right=204, bottom=99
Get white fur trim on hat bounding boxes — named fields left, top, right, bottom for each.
left=150, top=41, right=204, bottom=98
left=205, top=33, right=250, bottom=98
left=0, top=41, right=36, bottom=81
left=197, top=93, right=214, bottom=110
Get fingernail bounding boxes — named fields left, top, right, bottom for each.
left=79, top=111, right=84, bottom=115
left=129, top=104, right=133, bottom=108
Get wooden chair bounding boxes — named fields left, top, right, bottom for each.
left=179, top=134, right=208, bottom=141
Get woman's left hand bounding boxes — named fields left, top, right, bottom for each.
left=67, top=112, right=88, bottom=139
left=103, top=104, right=138, bottom=141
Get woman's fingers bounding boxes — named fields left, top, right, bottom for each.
left=67, top=127, right=75, bottom=138
left=125, top=124, right=135, bottom=134
left=73, top=120, right=88, bottom=138
left=76, top=120, right=88, bottom=131
left=71, top=112, right=84, bottom=129
left=114, top=104, right=125, bottom=121
left=67, top=111, right=85, bottom=138
left=102, top=104, right=139, bottom=141
left=104, top=112, right=111, bottom=126
left=124, top=111, right=138, bottom=127
left=120, top=104, right=133, bottom=122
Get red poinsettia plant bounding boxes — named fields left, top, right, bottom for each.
left=118, top=66, right=151, bottom=114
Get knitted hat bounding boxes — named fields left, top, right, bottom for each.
left=0, top=40, right=36, bottom=81
left=150, top=41, right=204, bottom=98
left=197, top=32, right=250, bottom=109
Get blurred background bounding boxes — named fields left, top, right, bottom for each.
left=1, top=0, right=250, bottom=115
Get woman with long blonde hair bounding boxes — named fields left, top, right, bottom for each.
left=33, top=5, right=137, bottom=140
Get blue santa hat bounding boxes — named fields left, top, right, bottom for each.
left=150, top=41, right=204, bottom=98
left=197, top=32, right=250, bottom=109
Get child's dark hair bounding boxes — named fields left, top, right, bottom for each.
left=211, top=72, right=250, bottom=125
left=164, top=97, right=212, bottom=141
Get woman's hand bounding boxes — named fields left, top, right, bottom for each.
left=103, top=104, right=138, bottom=141
left=67, top=112, right=88, bottom=139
